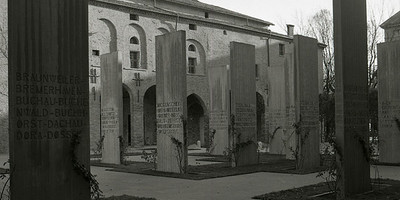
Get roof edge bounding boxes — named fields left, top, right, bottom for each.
left=166, top=0, right=274, bottom=26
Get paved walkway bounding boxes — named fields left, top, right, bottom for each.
left=1, top=153, right=399, bottom=200
left=92, top=167, right=321, bottom=200
left=92, top=164, right=400, bottom=200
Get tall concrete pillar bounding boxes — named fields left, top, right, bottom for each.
left=101, top=52, right=123, bottom=164
left=333, top=0, right=371, bottom=197
left=8, top=0, right=90, bottom=199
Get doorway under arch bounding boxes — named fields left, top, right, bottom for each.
left=123, top=86, right=132, bottom=146
left=256, top=92, right=266, bottom=142
left=187, top=94, right=207, bottom=147
left=143, top=85, right=157, bottom=145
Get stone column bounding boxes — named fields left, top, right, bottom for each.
left=208, top=65, right=230, bottom=155
left=156, top=31, right=188, bottom=173
left=378, top=40, right=400, bottom=163
left=100, top=52, right=123, bottom=164
left=8, top=0, right=90, bottom=199
left=132, top=100, right=144, bottom=147
left=293, top=35, right=320, bottom=170
left=333, top=0, right=371, bottom=197
left=230, top=42, right=258, bottom=166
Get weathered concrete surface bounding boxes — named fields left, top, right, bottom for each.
left=333, top=0, right=371, bottom=197
left=378, top=41, right=400, bottom=163
left=292, top=35, right=320, bottom=170
left=230, top=42, right=258, bottom=166
left=208, top=65, right=230, bottom=155
left=8, top=0, right=90, bottom=199
left=156, top=31, right=187, bottom=173
left=101, top=51, right=123, bottom=164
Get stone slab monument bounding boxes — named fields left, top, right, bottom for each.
left=266, top=65, right=288, bottom=155
left=156, top=31, right=188, bottom=173
left=208, top=65, right=230, bottom=155
left=8, top=0, right=90, bottom=199
left=378, top=40, right=400, bottom=163
left=101, top=52, right=123, bottom=164
left=292, top=35, right=320, bottom=169
left=333, top=0, right=371, bottom=197
left=230, top=42, right=258, bottom=166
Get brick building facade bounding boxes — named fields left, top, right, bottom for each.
left=0, top=0, right=324, bottom=153
left=87, top=0, right=324, bottom=152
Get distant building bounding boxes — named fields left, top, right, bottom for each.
left=87, top=0, right=324, bottom=152
left=0, top=0, right=324, bottom=153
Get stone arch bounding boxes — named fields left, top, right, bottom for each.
left=143, top=85, right=156, bottom=145
left=187, top=93, right=208, bottom=147
left=125, top=23, right=148, bottom=69
left=123, top=84, right=134, bottom=146
left=187, top=39, right=206, bottom=75
left=256, top=92, right=266, bottom=142
left=99, top=18, right=118, bottom=52
left=130, top=36, right=139, bottom=44
left=157, top=27, right=170, bottom=35
left=188, top=44, right=196, bottom=52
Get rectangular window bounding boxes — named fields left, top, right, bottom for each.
left=279, top=43, right=285, bottom=56
left=90, top=68, right=97, bottom=83
left=267, top=39, right=270, bottom=66
left=255, top=64, right=259, bottom=78
left=188, top=57, right=197, bottom=74
left=130, top=14, right=139, bottom=21
left=189, top=24, right=197, bottom=30
left=92, top=50, right=100, bottom=56
left=130, top=51, right=140, bottom=68
left=205, top=12, right=209, bottom=18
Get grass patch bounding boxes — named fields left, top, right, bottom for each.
left=252, top=179, right=400, bottom=200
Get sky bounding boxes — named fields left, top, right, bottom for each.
left=199, top=0, right=400, bottom=33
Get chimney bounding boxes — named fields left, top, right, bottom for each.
left=287, top=24, right=294, bottom=37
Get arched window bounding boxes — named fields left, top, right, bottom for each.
left=188, top=44, right=196, bottom=52
left=130, top=36, right=139, bottom=44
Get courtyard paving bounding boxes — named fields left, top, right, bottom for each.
left=92, top=165, right=400, bottom=200
left=0, top=152, right=399, bottom=200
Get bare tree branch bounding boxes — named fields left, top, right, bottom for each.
left=0, top=2, right=8, bottom=97
left=297, top=9, right=335, bottom=94
left=366, top=3, right=384, bottom=89
left=0, top=2, right=7, bottom=60
left=293, top=6, right=386, bottom=92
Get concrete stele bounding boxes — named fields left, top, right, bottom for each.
left=8, top=0, right=90, bottom=199
left=101, top=51, right=123, bottom=164
left=293, top=35, right=320, bottom=169
left=230, top=42, right=258, bottom=166
left=266, top=63, right=288, bottom=155
left=333, top=0, right=371, bottom=197
left=156, top=31, right=188, bottom=173
left=208, top=65, right=230, bottom=155
left=378, top=40, right=400, bottom=163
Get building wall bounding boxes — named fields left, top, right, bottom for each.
left=87, top=1, right=293, bottom=150
left=0, top=0, right=323, bottom=153
left=385, top=26, right=400, bottom=42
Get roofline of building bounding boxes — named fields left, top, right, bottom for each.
left=91, top=0, right=291, bottom=41
left=380, top=23, right=400, bottom=29
left=380, top=11, right=400, bottom=29
left=162, top=0, right=274, bottom=27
